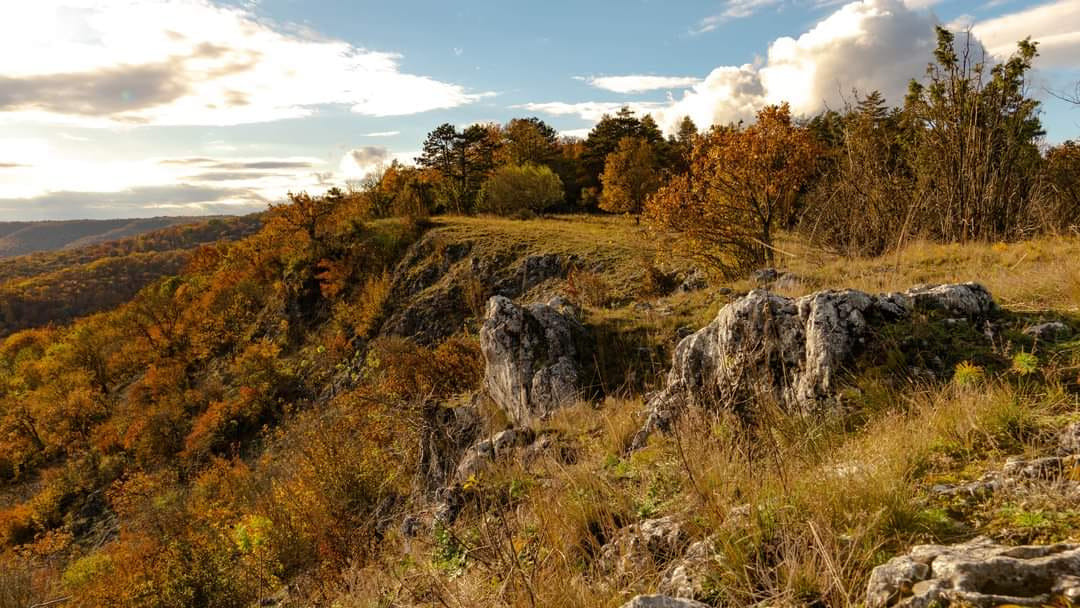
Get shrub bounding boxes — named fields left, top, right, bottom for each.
left=477, top=164, right=564, bottom=216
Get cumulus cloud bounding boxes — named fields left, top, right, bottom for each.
left=338, top=146, right=393, bottom=178
left=0, top=0, right=490, bottom=126
left=527, top=0, right=941, bottom=133
left=972, top=0, right=1080, bottom=68
left=581, top=75, right=703, bottom=93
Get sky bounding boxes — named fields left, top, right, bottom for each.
left=0, top=0, right=1078, bottom=221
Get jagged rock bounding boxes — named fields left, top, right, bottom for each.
left=618, top=596, right=709, bottom=608
left=433, top=485, right=464, bottom=525
left=676, top=269, right=708, bottom=293
left=752, top=267, right=801, bottom=290
left=933, top=423, right=1080, bottom=499
left=752, top=267, right=780, bottom=286
left=633, top=283, right=995, bottom=448
left=492, top=253, right=574, bottom=296
left=1058, top=422, right=1080, bottom=456
left=658, top=538, right=717, bottom=600
left=866, top=537, right=1080, bottom=608
left=1024, top=321, right=1072, bottom=342
left=599, top=516, right=688, bottom=579
left=454, top=428, right=534, bottom=481
left=480, top=295, right=588, bottom=426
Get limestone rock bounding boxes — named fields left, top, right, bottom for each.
left=1024, top=321, right=1072, bottom=342
left=633, top=283, right=995, bottom=448
left=453, top=429, right=534, bottom=482
left=599, top=516, right=688, bottom=579
left=658, top=538, right=717, bottom=600
left=480, top=295, right=588, bottom=426
left=618, top=595, right=709, bottom=608
left=866, top=537, right=1080, bottom=608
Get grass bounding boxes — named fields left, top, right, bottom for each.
left=320, top=218, right=1080, bottom=608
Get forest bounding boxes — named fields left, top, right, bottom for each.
left=0, top=28, right=1078, bottom=608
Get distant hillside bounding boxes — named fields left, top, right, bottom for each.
left=0, top=214, right=262, bottom=336
left=0, top=216, right=235, bottom=258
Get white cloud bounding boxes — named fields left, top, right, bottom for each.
left=694, top=0, right=785, bottom=33
left=362, top=130, right=401, bottom=137
left=0, top=0, right=489, bottom=127
left=512, top=101, right=667, bottom=122
left=0, top=152, right=332, bottom=218
left=972, top=0, right=1080, bottom=69
left=582, top=75, right=704, bottom=93
left=558, top=128, right=592, bottom=139
left=527, top=0, right=941, bottom=134
left=338, top=146, right=391, bottom=178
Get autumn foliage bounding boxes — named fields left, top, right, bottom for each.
left=646, top=103, right=819, bottom=276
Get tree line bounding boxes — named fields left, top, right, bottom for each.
left=351, top=29, right=1079, bottom=276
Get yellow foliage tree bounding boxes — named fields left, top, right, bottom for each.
left=599, top=136, right=660, bottom=220
left=646, top=103, right=819, bottom=276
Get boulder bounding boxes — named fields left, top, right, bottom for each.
left=658, top=538, right=718, bottom=600
left=866, top=537, right=1080, bottom=608
left=599, top=516, right=688, bottom=579
left=618, top=596, right=709, bottom=608
left=633, top=283, right=995, bottom=448
left=453, top=429, right=534, bottom=481
left=1024, top=321, right=1072, bottom=342
left=480, top=295, right=588, bottom=426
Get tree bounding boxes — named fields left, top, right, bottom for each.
left=1039, top=141, right=1080, bottom=230
left=583, top=107, right=665, bottom=204
left=501, top=117, right=559, bottom=166
left=476, top=164, right=564, bottom=216
left=599, top=137, right=660, bottom=220
left=903, top=28, right=1043, bottom=242
left=416, top=123, right=502, bottom=213
left=646, top=103, right=819, bottom=276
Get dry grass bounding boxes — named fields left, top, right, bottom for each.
left=775, top=235, right=1080, bottom=312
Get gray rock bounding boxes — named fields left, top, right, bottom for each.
left=480, top=295, right=588, bottom=426
left=658, top=538, right=717, bottom=600
left=454, top=429, right=533, bottom=481
left=599, top=516, right=688, bottom=579
left=866, top=537, right=1080, bottom=608
left=1024, top=321, right=1072, bottom=342
left=677, top=270, right=708, bottom=293
left=1058, top=422, right=1080, bottom=456
left=618, top=595, right=709, bottom=608
left=633, top=283, right=995, bottom=448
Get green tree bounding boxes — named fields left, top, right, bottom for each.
left=903, top=28, right=1043, bottom=242
left=477, top=164, right=564, bottom=216
left=501, top=117, right=559, bottom=166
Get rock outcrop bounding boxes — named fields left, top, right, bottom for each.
left=453, top=428, right=535, bottom=482
left=931, top=421, right=1080, bottom=499
left=866, top=537, right=1080, bottom=608
left=599, top=516, right=689, bottom=579
left=618, top=596, right=709, bottom=608
left=480, top=295, right=588, bottom=426
left=1024, top=321, right=1072, bottom=342
left=633, top=283, right=995, bottom=448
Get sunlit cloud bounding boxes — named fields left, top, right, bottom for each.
left=972, top=0, right=1080, bottom=68
left=0, top=0, right=491, bottom=127
left=578, top=75, right=703, bottom=93
left=511, top=101, right=667, bottom=122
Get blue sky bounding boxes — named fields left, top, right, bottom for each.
left=0, top=0, right=1077, bottom=220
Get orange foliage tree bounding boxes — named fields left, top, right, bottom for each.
left=646, top=103, right=819, bottom=276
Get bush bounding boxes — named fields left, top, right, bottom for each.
left=477, top=164, right=564, bottom=216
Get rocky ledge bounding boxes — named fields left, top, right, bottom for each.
left=633, top=283, right=996, bottom=448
